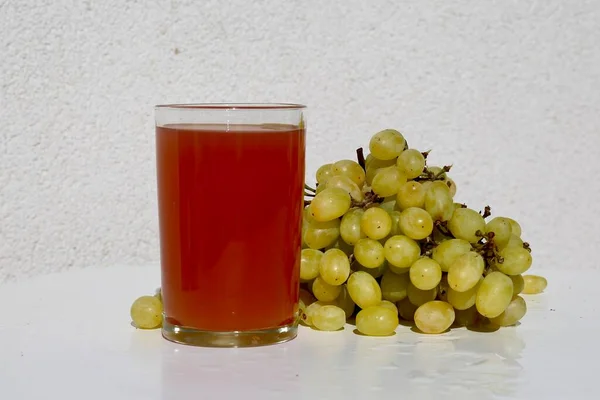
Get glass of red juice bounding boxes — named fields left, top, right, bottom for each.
left=154, top=103, right=306, bottom=347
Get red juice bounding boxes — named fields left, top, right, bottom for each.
left=156, top=123, right=305, bottom=331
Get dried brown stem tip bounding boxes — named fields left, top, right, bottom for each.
left=356, top=147, right=366, bottom=172
left=481, top=206, right=492, bottom=219
left=351, top=191, right=385, bottom=209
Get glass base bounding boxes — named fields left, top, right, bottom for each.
left=161, top=318, right=298, bottom=348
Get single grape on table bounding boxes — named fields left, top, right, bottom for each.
left=132, top=128, right=546, bottom=337
left=130, top=295, right=163, bottom=329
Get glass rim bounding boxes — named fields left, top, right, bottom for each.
left=155, top=103, right=306, bottom=110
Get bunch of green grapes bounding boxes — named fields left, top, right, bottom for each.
left=301, top=128, right=547, bottom=335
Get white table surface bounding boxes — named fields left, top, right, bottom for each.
left=0, top=265, right=595, bottom=400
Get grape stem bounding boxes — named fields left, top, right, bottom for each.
left=304, top=191, right=316, bottom=198
left=420, top=236, right=437, bottom=256
left=481, top=206, right=492, bottom=219
left=356, top=147, right=366, bottom=172
left=473, top=231, right=505, bottom=271
left=434, top=220, right=451, bottom=236
left=304, top=184, right=316, bottom=193
left=414, top=165, right=452, bottom=182
left=351, top=191, right=384, bottom=209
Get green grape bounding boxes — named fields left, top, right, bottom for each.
left=380, top=300, right=399, bottom=314
left=388, top=264, right=411, bottom=275
left=316, top=164, right=334, bottom=184
left=397, top=297, right=418, bottom=321
left=303, top=218, right=340, bottom=250
left=427, top=166, right=447, bottom=180
left=369, top=129, right=406, bottom=160
left=399, top=207, right=434, bottom=240
left=354, top=260, right=388, bottom=278
left=304, top=300, right=336, bottom=326
left=437, top=274, right=449, bottom=302
left=447, top=208, right=486, bottom=243
left=506, top=218, right=522, bottom=237
left=420, top=180, right=433, bottom=193
left=315, top=183, right=327, bottom=194
left=365, top=167, right=379, bottom=186
left=432, top=225, right=452, bottom=243
left=361, top=207, right=393, bottom=240
left=379, top=196, right=397, bottom=213
left=300, top=249, right=323, bottom=281
left=371, top=166, right=407, bottom=197
left=356, top=306, right=399, bottom=336
left=298, top=299, right=308, bottom=324
left=130, top=295, right=163, bottom=329
left=312, top=305, right=346, bottom=331
left=387, top=210, right=402, bottom=237
left=502, top=234, right=524, bottom=250
left=496, top=247, right=532, bottom=275
left=511, top=274, right=525, bottom=297
left=396, top=181, right=426, bottom=210
left=407, top=283, right=438, bottom=306
left=490, top=296, right=527, bottom=327
left=424, top=181, right=454, bottom=221
left=409, top=257, right=442, bottom=290
left=522, top=275, right=548, bottom=294
left=396, top=149, right=425, bottom=179
left=432, top=238, right=472, bottom=272
left=332, top=159, right=366, bottom=187
left=310, top=187, right=351, bottom=222
left=383, top=235, right=420, bottom=269
left=485, top=217, right=513, bottom=248
left=353, top=238, right=385, bottom=268
left=303, top=205, right=316, bottom=224
left=476, top=271, right=513, bottom=318
left=452, top=202, right=464, bottom=211
left=326, top=175, right=364, bottom=202
left=338, top=238, right=355, bottom=255
left=414, top=301, right=455, bottom=334
left=335, top=285, right=356, bottom=319
left=380, top=270, right=410, bottom=302
left=365, top=157, right=397, bottom=186
left=445, top=178, right=457, bottom=197
left=325, top=238, right=354, bottom=256
left=312, top=276, right=342, bottom=302
left=365, top=154, right=396, bottom=169
left=453, top=306, right=480, bottom=327
left=319, top=249, right=351, bottom=286
left=347, top=271, right=382, bottom=309
left=447, top=252, right=485, bottom=292
left=447, top=279, right=481, bottom=310
left=340, top=208, right=366, bottom=245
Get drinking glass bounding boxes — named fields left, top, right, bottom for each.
left=154, top=103, right=306, bottom=347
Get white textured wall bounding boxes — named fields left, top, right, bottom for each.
left=1, top=0, right=599, bottom=281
